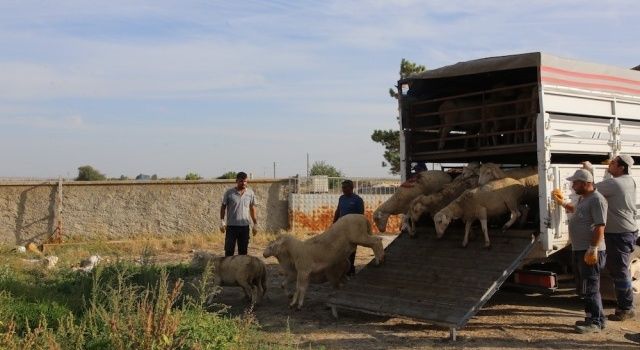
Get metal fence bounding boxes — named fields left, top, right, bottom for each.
left=288, top=176, right=401, bottom=195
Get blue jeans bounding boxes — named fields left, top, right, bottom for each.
left=605, top=232, right=637, bottom=311
left=573, top=250, right=607, bottom=327
left=225, top=225, right=250, bottom=256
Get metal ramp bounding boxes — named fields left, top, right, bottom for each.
left=328, top=227, right=536, bottom=338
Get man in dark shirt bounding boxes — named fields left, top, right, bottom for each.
left=333, top=179, right=365, bottom=276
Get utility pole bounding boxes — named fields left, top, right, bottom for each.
left=306, top=153, right=310, bottom=178
left=273, top=162, right=276, bottom=178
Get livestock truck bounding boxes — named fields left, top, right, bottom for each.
left=329, top=53, right=640, bottom=335
left=398, top=52, right=640, bottom=299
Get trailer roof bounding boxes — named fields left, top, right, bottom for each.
left=402, top=52, right=640, bottom=97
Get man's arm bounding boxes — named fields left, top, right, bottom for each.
left=220, top=204, right=226, bottom=221
left=250, top=203, right=257, bottom=225
left=591, top=224, right=605, bottom=247
left=357, top=197, right=365, bottom=215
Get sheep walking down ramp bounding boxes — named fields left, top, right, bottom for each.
left=264, top=214, right=384, bottom=309
left=373, top=170, right=452, bottom=233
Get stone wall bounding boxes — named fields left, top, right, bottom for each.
left=0, top=179, right=290, bottom=245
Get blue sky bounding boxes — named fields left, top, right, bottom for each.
left=0, top=0, right=638, bottom=179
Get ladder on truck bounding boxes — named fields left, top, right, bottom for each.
left=327, top=227, right=536, bottom=340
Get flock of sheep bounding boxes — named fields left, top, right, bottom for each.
left=374, top=162, right=538, bottom=248
left=192, top=214, right=384, bottom=309
left=192, top=162, right=539, bottom=310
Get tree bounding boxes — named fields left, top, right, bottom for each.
left=119, top=175, right=129, bottom=180
left=151, top=174, right=158, bottom=180
left=371, top=130, right=401, bottom=174
left=310, top=161, right=343, bottom=177
left=372, top=58, right=426, bottom=175
left=76, top=165, right=106, bottom=181
left=217, top=171, right=237, bottom=179
left=185, top=172, right=202, bottom=180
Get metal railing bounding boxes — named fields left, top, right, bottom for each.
left=289, top=176, right=401, bottom=195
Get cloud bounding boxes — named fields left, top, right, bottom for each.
left=0, top=116, right=88, bottom=130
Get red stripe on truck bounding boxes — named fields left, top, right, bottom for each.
left=541, top=76, right=640, bottom=96
left=541, top=66, right=640, bottom=87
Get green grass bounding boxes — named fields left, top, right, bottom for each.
left=0, top=252, right=300, bottom=350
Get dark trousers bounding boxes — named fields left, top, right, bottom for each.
left=573, top=250, right=607, bottom=327
left=225, top=225, right=250, bottom=256
left=605, top=232, right=637, bottom=311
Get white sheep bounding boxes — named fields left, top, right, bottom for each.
left=191, top=251, right=267, bottom=305
left=373, top=170, right=452, bottom=232
left=263, top=214, right=384, bottom=309
left=407, top=162, right=480, bottom=235
left=433, top=177, right=526, bottom=248
left=477, top=163, right=538, bottom=200
left=263, top=237, right=350, bottom=298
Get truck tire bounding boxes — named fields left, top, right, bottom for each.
left=600, top=245, right=640, bottom=308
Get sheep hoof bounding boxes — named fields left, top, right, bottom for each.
left=461, top=243, right=468, bottom=248
left=484, top=244, right=492, bottom=250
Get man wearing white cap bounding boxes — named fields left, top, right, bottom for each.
left=555, top=169, right=608, bottom=333
left=581, top=154, right=638, bottom=321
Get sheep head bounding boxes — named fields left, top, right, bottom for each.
left=433, top=212, right=452, bottom=238
left=191, top=250, right=216, bottom=268
left=263, top=235, right=287, bottom=258
left=478, top=163, right=504, bottom=185
left=373, top=209, right=390, bottom=233
left=461, top=162, right=481, bottom=178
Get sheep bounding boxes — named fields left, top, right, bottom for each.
left=477, top=163, right=538, bottom=199
left=438, top=98, right=482, bottom=150
left=191, top=251, right=267, bottom=305
left=433, top=177, right=526, bottom=248
left=373, top=170, right=452, bottom=232
left=263, top=236, right=350, bottom=298
left=263, top=214, right=384, bottom=309
left=407, top=162, right=481, bottom=235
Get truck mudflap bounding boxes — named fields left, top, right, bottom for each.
left=327, top=227, right=536, bottom=332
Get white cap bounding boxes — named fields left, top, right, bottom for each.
left=567, top=169, right=594, bottom=183
left=618, top=154, right=634, bottom=167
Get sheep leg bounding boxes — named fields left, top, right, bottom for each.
left=282, top=273, right=296, bottom=298
left=480, top=218, right=491, bottom=249
left=462, top=220, right=473, bottom=248
left=502, top=199, right=522, bottom=232
left=477, top=207, right=491, bottom=248
left=292, top=272, right=310, bottom=310
left=439, top=125, right=451, bottom=149
left=238, top=280, right=255, bottom=304
left=354, top=237, right=384, bottom=265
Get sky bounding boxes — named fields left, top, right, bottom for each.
left=0, top=0, right=638, bottom=179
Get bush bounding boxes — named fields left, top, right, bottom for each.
left=0, top=261, right=281, bottom=350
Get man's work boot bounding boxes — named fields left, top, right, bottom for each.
left=607, top=309, right=635, bottom=321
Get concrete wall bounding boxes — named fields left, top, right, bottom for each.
left=0, top=179, right=290, bottom=245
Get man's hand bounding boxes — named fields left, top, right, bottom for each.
left=252, top=225, right=258, bottom=236
left=552, top=188, right=565, bottom=205
left=584, top=246, right=598, bottom=266
left=219, top=220, right=226, bottom=233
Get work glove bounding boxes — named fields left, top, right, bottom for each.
left=584, top=246, right=598, bottom=266
left=219, top=220, right=226, bottom=233
left=551, top=188, right=566, bottom=206
left=252, top=226, right=258, bottom=236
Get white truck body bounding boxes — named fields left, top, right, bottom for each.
left=398, top=52, right=640, bottom=258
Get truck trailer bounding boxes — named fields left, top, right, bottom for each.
left=329, top=52, right=640, bottom=338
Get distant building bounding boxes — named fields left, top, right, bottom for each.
left=135, top=174, right=151, bottom=180
left=633, top=65, right=640, bottom=71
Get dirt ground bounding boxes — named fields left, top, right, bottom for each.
left=187, top=235, right=639, bottom=350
